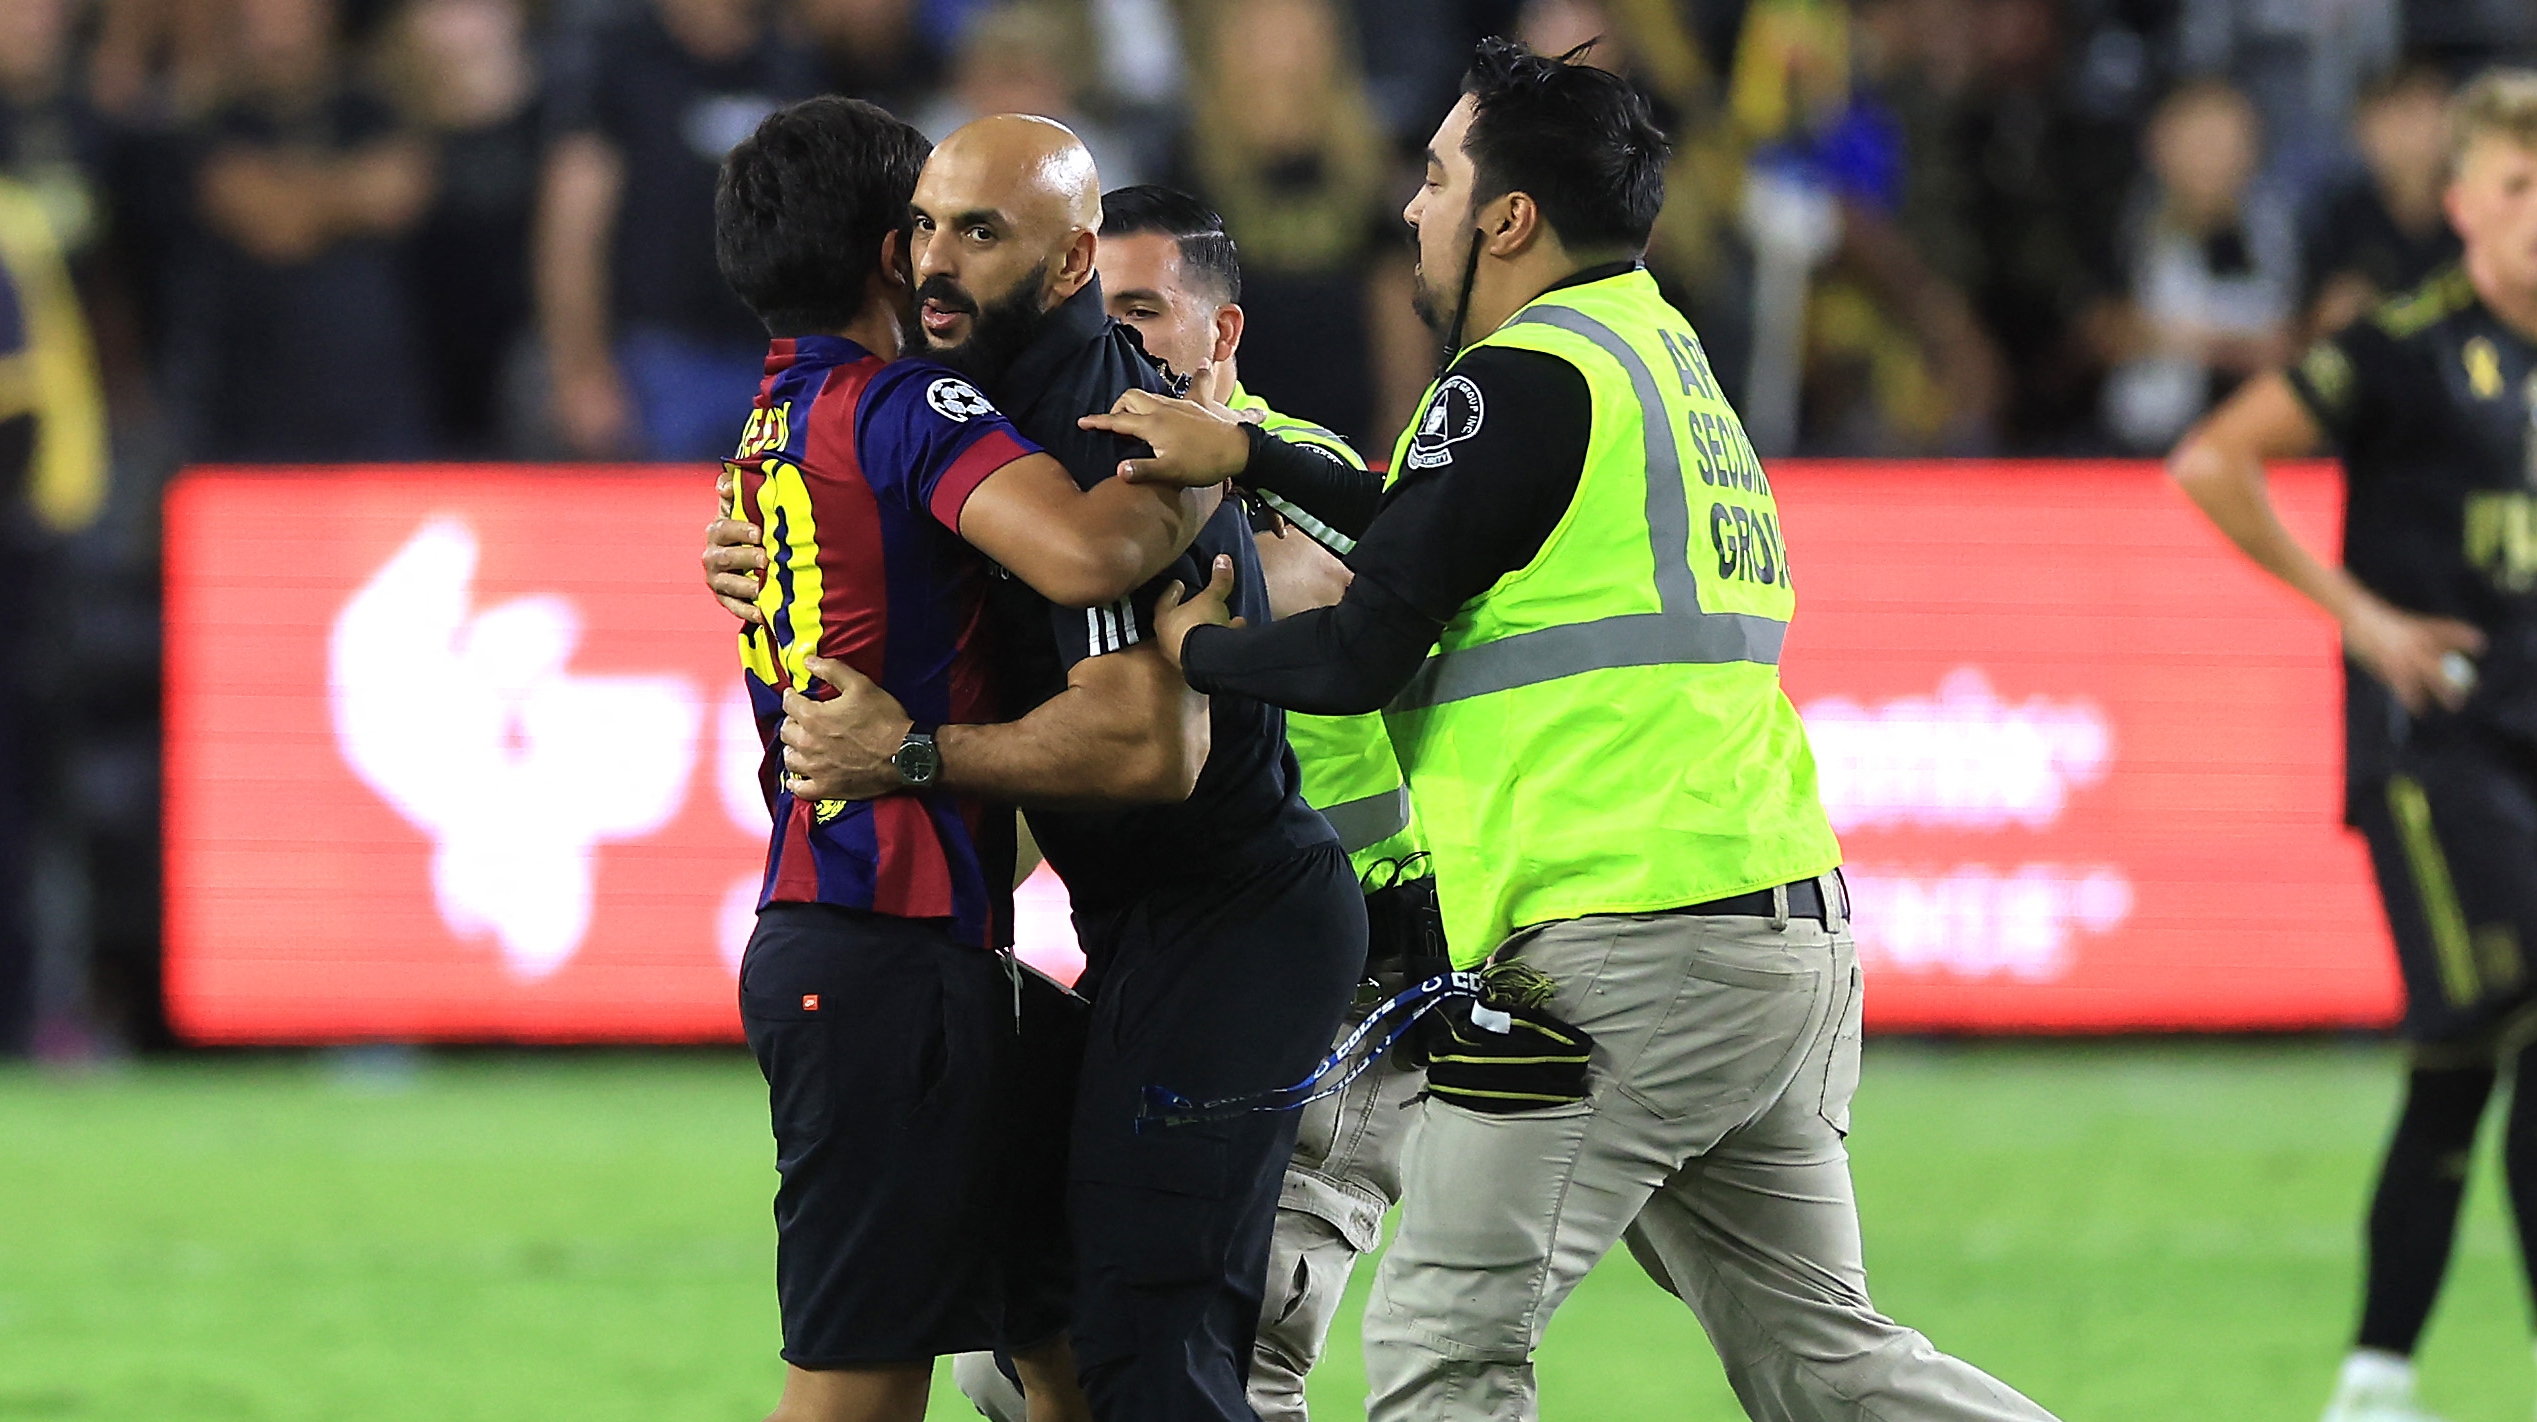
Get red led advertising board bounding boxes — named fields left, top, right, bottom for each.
left=1773, top=462, right=2392, bottom=1032
left=163, top=461, right=2398, bottom=1043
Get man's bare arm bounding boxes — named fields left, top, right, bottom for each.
left=936, top=645, right=1208, bottom=806
left=703, top=462, right=1218, bottom=621
left=958, top=453, right=1221, bottom=607
left=1255, top=522, right=1351, bottom=620
left=2170, top=371, right=2483, bottom=712
left=778, top=650, right=1207, bottom=807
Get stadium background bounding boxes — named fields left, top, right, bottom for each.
left=5, top=0, right=2536, bottom=1417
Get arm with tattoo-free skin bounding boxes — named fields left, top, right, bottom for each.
left=1254, top=518, right=1352, bottom=617
left=776, top=649, right=1210, bottom=807
left=703, top=460, right=1222, bottom=622
left=957, top=454, right=1223, bottom=607
left=2169, top=372, right=2483, bottom=714
left=771, top=514, right=1347, bottom=807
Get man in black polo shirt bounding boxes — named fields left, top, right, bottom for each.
left=766, top=116, right=1366, bottom=1422
left=2174, top=69, right=2537, bottom=1422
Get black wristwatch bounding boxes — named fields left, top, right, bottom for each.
left=891, top=723, right=941, bottom=788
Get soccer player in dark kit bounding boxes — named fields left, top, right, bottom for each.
left=2174, top=69, right=2537, bottom=1422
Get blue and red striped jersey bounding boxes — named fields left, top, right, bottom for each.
left=729, top=335, right=1037, bottom=946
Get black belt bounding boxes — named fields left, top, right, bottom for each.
left=1677, top=878, right=1829, bottom=922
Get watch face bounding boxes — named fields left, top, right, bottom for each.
left=896, top=737, right=941, bottom=785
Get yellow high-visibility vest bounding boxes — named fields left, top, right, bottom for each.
left=1381, top=267, right=1839, bottom=964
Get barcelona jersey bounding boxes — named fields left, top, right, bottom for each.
left=730, top=336, right=1037, bottom=946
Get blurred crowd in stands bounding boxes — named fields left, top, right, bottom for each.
left=1, top=0, right=2533, bottom=1052
left=16, top=0, right=2528, bottom=464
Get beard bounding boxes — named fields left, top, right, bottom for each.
left=1409, top=260, right=1451, bottom=335
left=917, top=262, right=1052, bottom=389
left=1407, top=218, right=1474, bottom=340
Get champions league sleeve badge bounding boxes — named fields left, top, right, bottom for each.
left=926, top=377, right=996, bottom=423
left=1406, top=375, right=1485, bottom=470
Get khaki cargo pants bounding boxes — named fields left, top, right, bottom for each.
left=1364, top=880, right=2060, bottom=1422
left=1251, top=1023, right=1423, bottom=1421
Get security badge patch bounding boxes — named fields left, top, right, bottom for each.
left=1406, top=375, right=1485, bottom=470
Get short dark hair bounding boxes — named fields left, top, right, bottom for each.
left=716, top=97, right=932, bottom=336
left=1098, top=184, right=1242, bottom=304
left=1459, top=37, right=1669, bottom=251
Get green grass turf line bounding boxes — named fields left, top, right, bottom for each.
left=0, top=1041, right=2528, bottom=1421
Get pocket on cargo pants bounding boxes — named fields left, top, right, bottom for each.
left=1374, top=1095, right=1598, bottom=1359
left=1816, top=953, right=1865, bottom=1138
left=1604, top=923, right=1827, bottom=1153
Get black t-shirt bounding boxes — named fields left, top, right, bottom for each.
left=176, top=85, right=428, bottom=460
left=546, top=9, right=818, bottom=348
left=1184, top=310, right=1601, bottom=715
left=981, top=279, right=1331, bottom=916
left=2285, top=266, right=2537, bottom=783
left=410, top=103, right=543, bottom=449
left=2300, top=178, right=2460, bottom=312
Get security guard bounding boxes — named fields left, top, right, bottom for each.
left=1086, top=184, right=1437, bottom=1422
left=1145, top=39, right=2062, bottom=1422
left=2172, top=70, right=2537, bottom=1422
left=958, top=183, right=1434, bottom=1422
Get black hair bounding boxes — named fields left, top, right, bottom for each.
left=1458, top=36, right=1669, bottom=251
left=1098, top=183, right=1242, bottom=305
left=715, top=96, right=932, bottom=336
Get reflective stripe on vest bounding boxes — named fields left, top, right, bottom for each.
left=1387, top=303, right=1786, bottom=715
left=1379, top=270, right=1838, bottom=963
left=1232, top=382, right=1363, bottom=554
left=1231, top=384, right=1426, bottom=873
left=1316, top=783, right=1414, bottom=856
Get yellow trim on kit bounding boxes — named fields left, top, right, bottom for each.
left=2374, top=267, right=2474, bottom=339
left=2388, top=776, right=2481, bottom=1007
left=0, top=351, right=31, bottom=420
left=0, top=179, right=105, bottom=533
left=753, top=456, right=828, bottom=689
left=2477, top=924, right=2525, bottom=996
left=730, top=462, right=786, bottom=689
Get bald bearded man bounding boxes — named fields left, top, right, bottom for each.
left=760, top=117, right=1368, bottom=1422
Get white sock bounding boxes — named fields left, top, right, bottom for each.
left=2339, top=1349, right=2416, bottom=1397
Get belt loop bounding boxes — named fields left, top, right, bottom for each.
left=1823, top=871, right=1848, bottom=935
left=1769, top=883, right=1790, bottom=931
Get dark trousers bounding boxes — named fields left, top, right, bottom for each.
left=1067, top=843, right=1366, bottom=1422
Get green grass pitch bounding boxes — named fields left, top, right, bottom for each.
left=3, top=1039, right=2532, bottom=1421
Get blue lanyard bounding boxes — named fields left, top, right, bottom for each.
left=1136, top=968, right=1483, bottom=1132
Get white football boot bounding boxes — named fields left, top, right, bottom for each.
left=2321, top=1350, right=2446, bottom=1422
